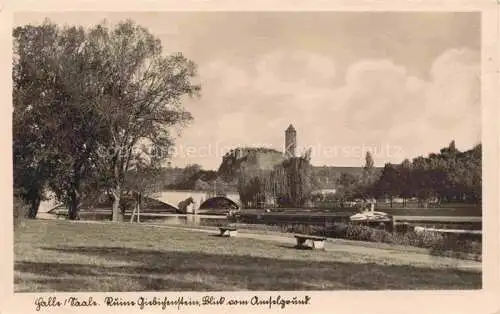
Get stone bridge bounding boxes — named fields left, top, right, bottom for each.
left=149, top=190, right=241, bottom=210
left=39, top=190, right=241, bottom=215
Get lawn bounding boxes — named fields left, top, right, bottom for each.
left=14, top=220, right=481, bottom=292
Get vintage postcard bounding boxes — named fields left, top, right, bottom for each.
left=2, top=0, right=499, bottom=313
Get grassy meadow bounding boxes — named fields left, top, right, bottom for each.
left=14, top=220, right=481, bottom=292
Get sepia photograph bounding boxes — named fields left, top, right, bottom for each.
left=12, top=10, right=485, bottom=296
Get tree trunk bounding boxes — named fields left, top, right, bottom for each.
left=27, top=194, right=41, bottom=219
left=129, top=192, right=141, bottom=223
left=67, top=188, right=81, bottom=220
left=111, top=186, right=124, bottom=222
left=137, top=192, right=141, bottom=223
left=130, top=203, right=137, bottom=222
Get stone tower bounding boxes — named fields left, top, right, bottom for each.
left=285, top=124, right=297, bottom=158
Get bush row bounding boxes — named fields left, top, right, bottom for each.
left=203, top=216, right=481, bottom=261
left=278, top=223, right=482, bottom=261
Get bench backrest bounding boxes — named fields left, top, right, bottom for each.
left=295, top=235, right=325, bottom=240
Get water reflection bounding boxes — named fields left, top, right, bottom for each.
left=57, top=211, right=229, bottom=227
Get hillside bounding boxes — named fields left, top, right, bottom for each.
left=217, top=147, right=285, bottom=180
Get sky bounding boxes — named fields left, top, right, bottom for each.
left=14, top=12, right=481, bottom=170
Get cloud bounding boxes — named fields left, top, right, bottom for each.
left=254, top=50, right=337, bottom=89
left=425, top=48, right=480, bottom=127
left=385, top=48, right=480, bottom=159
left=172, top=48, right=480, bottom=169
left=333, top=59, right=426, bottom=131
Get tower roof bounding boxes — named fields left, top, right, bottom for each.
left=286, top=124, right=296, bottom=133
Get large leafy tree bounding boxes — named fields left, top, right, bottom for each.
left=334, top=172, right=361, bottom=203
left=13, top=19, right=200, bottom=221
left=410, top=156, right=435, bottom=206
left=13, top=22, right=66, bottom=218
left=122, top=152, right=164, bottom=222
left=467, top=144, right=482, bottom=202
left=85, top=20, right=200, bottom=221
left=235, top=152, right=313, bottom=208
left=271, top=156, right=313, bottom=207
left=398, top=158, right=412, bottom=207
left=46, top=26, right=109, bottom=220
left=374, top=163, right=399, bottom=207
left=358, top=151, right=379, bottom=200
left=237, top=166, right=270, bottom=208
left=372, top=141, right=481, bottom=207
left=13, top=22, right=110, bottom=220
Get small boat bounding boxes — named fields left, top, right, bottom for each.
left=349, top=210, right=391, bottom=222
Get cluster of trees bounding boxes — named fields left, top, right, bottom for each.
left=237, top=154, right=313, bottom=208
left=164, top=164, right=237, bottom=193
left=334, top=141, right=482, bottom=207
left=167, top=164, right=216, bottom=190
left=237, top=168, right=270, bottom=208
left=270, top=156, right=314, bottom=207
left=328, top=151, right=379, bottom=203
left=210, top=141, right=481, bottom=209
left=375, top=141, right=481, bottom=206
left=13, top=19, right=200, bottom=221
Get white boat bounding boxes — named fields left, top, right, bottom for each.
left=349, top=210, right=391, bottom=222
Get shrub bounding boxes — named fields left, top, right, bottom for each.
left=284, top=224, right=313, bottom=235
left=344, top=224, right=373, bottom=241
left=282, top=221, right=481, bottom=260
left=327, top=223, right=349, bottom=238
left=217, top=219, right=481, bottom=261
left=394, top=223, right=412, bottom=233
left=370, top=229, right=391, bottom=243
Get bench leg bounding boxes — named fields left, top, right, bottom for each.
left=220, top=230, right=238, bottom=237
left=228, top=230, right=237, bottom=237
left=312, top=240, right=325, bottom=250
left=296, top=238, right=307, bottom=248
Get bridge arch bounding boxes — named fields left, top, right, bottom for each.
left=141, top=197, right=178, bottom=212
left=200, top=196, right=240, bottom=210
left=46, top=196, right=179, bottom=214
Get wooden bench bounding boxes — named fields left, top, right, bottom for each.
left=294, top=235, right=327, bottom=250
left=219, top=227, right=238, bottom=237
